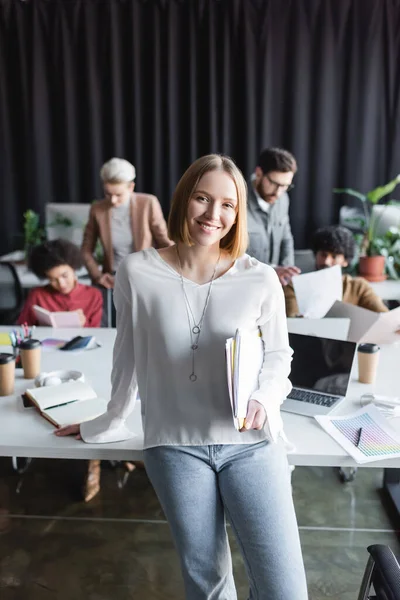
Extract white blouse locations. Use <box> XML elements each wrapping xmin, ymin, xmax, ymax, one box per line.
<box><xmin>81</xmin><ymin>248</ymin><xmax>293</xmax><ymax>448</ymax></box>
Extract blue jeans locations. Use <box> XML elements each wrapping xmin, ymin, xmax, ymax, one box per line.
<box><xmin>144</xmin><ymin>441</ymin><xmax>308</xmax><ymax>600</ymax></box>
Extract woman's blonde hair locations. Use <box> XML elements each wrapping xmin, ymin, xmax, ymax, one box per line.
<box><xmin>168</xmin><ymin>154</ymin><xmax>248</xmax><ymax>260</ymax></box>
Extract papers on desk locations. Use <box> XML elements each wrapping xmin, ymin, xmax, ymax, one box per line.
<box><xmin>25</xmin><ymin>380</ymin><xmax>107</xmax><ymax>428</ymax></box>
<box><xmin>315</xmin><ymin>404</ymin><xmax>400</xmax><ymax>464</ymax></box>
<box><xmin>0</xmin><ymin>332</ymin><xmax>11</xmax><ymax>345</ymax></box>
<box><xmin>292</xmin><ymin>265</ymin><xmax>342</xmax><ymax>318</ymax></box>
<box><xmin>41</xmin><ymin>336</ymin><xmax>100</xmax><ymax>353</ymax></box>
<box><xmin>225</xmin><ymin>328</ymin><xmax>264</xmax><ymax>430</ymax></box>
<box><xmin>325</xmin><ymin>301</ymin><xmax>400</xmax><ymax>344</ymax></box>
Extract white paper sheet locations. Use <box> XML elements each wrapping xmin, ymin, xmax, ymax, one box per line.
<box><xmin>292</xmin><ymin>265</ymin><xmax>343</xmax><ymax>318</ymax></box>
<box><xmin>326</xmin><ymin>301</ymin><xmax>400</xmax><ymax>344</ymax></box>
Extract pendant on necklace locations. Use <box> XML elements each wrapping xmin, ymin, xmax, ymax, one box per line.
<box><xmin>189</xmin><ymin>373</ymin><xmax>197</xmax><ymax>382</ymax></box>
<box><xmin>191</xmin><ymin>344</ymin><xmax>198</xmax><ymax>350</ymax></box>
<box><xmin>192</xmin><ymin>325</ymin><xmax>200</xmax><ymax>334</ymax></box>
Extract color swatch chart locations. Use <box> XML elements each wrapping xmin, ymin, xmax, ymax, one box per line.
<box><xmin>331</xmin><ymin>412</ymin><xmax>400</xmax><ymax>458</ymax></box>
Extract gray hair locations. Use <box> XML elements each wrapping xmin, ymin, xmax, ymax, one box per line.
<box><xmin>100</xmin><ymin>157</ymin><xmax>136</xmax><ymax>183</ymax></box>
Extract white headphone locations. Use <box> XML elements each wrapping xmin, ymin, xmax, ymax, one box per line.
<box><xmin>35</xmin><ymin>370</ymin><xmax>85</xmax><ymax>387</ymax></box>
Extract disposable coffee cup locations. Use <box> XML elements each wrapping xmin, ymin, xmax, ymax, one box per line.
<box><xmin>357</xmin><ymin>343</ymin><xmax>380</xmax><ymax>384</ymax></box>
<box><xmin>0</xmin><ymin>353</ymin><xmax>16</xmax><ymax>396</ymax></box>
<box><xmin>20</xmin><ymin>339</ymin><xmax>42</xmax><ymax>379</ymax></box>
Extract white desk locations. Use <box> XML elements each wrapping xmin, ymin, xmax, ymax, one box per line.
<box><xmin>1</xmin><ymin>326</ymin><xmax>400</xmax><ymax>469</ymax></box>
<box><xmin>0</xmin><ymin>250</ymin><xmax>90</xmax><ymax>288</ymax></box>
<box><xmin>370</xmin><ymin>279</ymin><xmax>400</xmax><ymax>301</ymax></box>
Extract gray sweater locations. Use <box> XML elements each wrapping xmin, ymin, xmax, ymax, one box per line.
<box><xmin>246</xmin><ymin>185</ymin><xmax>295</xmax><ymax>266</ymax></box>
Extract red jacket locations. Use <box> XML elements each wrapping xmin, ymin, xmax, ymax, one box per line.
<box><xmin>17</xmin><ymin>283</ymin><xmax>103</xmax><ymax>327</ymax></box>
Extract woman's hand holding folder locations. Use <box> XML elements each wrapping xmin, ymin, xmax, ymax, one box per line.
<box><xmin>239</xmin><ymin>399</ymin><xmax>266</xmax><ymax>432</ymax></box>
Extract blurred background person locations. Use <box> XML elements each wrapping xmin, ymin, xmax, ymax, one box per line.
<box><xmin>247</xmin><ymin>147</ymin><xmax>300</xmax><ymax>286</ymax></box>
<box><xmin>81</xmin><ymin>157</ymin><xmax>171</xmax><ymax>291</ymax></box>
<box><xmin>18</xmin><ymin>239</ymin><xmax>102</xmax><ymax>327</ymax></box>
<box><xmin>284</xmin><ymin>225</ymin><xmax>388</xmax><ymax>316</ymax></box>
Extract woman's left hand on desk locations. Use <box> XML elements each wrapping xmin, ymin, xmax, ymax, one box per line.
<box><xmin>55</xmin><ymin>424</ymin><xmax>82</xmax><ymax>440</ymax></box>
<box><xmin>240</xmin><ymin>400</ymin><xmax>266</xmax><ymax>432</ymax></box>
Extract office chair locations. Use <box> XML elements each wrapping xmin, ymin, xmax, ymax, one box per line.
<box><xmin>0</xmin><ymin>262</ymin><xmax>24</xmax><ymax>325</ymax></box>
<box><xmin>294</xmin><ymin>249</ymin><xmax>315</xmax><ymax>273</ymax></box>
<box><xmin>357</xmin><ymin>544</ymin><xmax>400</xmax><ymax>600</ymax></box>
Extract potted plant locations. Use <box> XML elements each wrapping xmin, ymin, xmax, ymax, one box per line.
<box><xmin>334</xmin><ymin>175</ymin><xmax>400</xmax><ymax>281</ymax></box>
<box><xmin>23</xmin><ymin>210</ymin><xmax>44</xmax><ymax>259</ymax></box>
<box><xmin>374</xmin><ymin>227</ymin><xmax>400</xmax><ymax>280</ymax></box>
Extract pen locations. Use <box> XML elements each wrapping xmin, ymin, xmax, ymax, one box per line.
<box><xmin>45</xmin><ymin>400</ymin><xmax>79</xmax><ymax>411</ymax></box>
<box><xmin>355</xmin><ymin>427</ymin><xmax>363</xmax><ymax>447</ymax></box>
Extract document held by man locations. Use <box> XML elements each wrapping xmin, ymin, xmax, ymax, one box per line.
<box><xmin>225</xmin><ymin>328</ymin><xmax>264</xmax><ymax>430</ymax></box>
<box><xmin>325</xmin><ymin>301</ymin><xmax>400</xmax><ymax>344</ymax></box>
<box><xmin>292</xmin><ymin>265</ymin><xmax>343</xmax><ymax>318</ymax></box>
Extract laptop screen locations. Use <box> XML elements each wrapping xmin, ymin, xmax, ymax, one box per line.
<box><xmin>288</xmin><ymin>333</ymin><xmax>357</xmax><ymax>397</ymax></box>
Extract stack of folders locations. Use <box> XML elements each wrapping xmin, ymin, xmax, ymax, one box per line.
<box><xmin>225</xmin><ymin>328</ymin><xmax>264</xmax><ymax>430</ymax></box>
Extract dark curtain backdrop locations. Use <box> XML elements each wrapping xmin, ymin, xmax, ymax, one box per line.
<box><xmin>1</xmin><ymin>0</ymin><xmax>400</xmax><ymax>254</ymax></box>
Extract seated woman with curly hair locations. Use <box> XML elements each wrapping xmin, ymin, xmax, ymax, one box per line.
<box><xmin>17</xmin><ymin>239</ymin><xmax>104</xmax><ymax>501</ymax></box>
<box><xmin>17</xmin><ymin>239</ymin><xmax>103</xmax><ymax>327</ymax></box>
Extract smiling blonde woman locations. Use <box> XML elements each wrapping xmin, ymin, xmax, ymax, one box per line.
<box><xmin>58</xmin><ymin>155</ymin><xmax>308</xmax><ymax>599</ymax></box>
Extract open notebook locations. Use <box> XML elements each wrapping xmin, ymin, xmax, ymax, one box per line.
<box><xmin>33</xmin><ymin>305</ymin><xmax>81</xmax><ymax>328</ymax></box>
<box><xmin>225</xmin><ymin>328</ymin><xmax>264</xmax><ymax>430</ymax></box>
<box><xmin>24</xmin><ymin>380</ymin><xmax>107</xmax><ymax>428</ymax></box>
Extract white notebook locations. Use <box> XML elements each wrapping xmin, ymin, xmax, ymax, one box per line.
<box><xmin>33</xmin><ymin>305</ymin><xmax>81</xmax><ymax>328</ymax></box>
<box><xmin>25</xmin><ymin>380</ymin><xmax>107</xmax><ymax>428</ymax></box>
<box><xmin>225</xmin><ymin>328</ymin><xmax>264</xmax><ymax>430</ymax></box>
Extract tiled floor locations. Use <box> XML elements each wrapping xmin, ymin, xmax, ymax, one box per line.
<box><xmin>0</xmin><ymin>457</ymin><xmax>399</xmax><ymax>599</ymax></box>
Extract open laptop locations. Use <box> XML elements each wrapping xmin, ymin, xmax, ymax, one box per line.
<box><xmin>281</xmin><ymin>333</ymin><xmax>357</xmax><ymax>417</ymax></box>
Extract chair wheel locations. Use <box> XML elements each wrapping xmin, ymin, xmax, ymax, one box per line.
<box><xmin>338</xmin><ymin>466</ymin><xmax>358</xmax><ymax>483</ymax></box>
<box><xmin>11</xmin><ymin>457</ymin><xmax>33</xmax><ymax>474</ymax></box>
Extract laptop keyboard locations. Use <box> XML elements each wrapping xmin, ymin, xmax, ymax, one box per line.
<box><xmin>287</xmin><ymin>388</ymin><xmax>339</xmax><ymax>408</ymax></box>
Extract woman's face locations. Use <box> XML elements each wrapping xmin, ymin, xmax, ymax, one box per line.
<box><xmin>103</xmin><ymin>181</ymin><xmax>134</xmax><ymax>207</ymax></box>
<box><xmin>46</xmin><ymin>264</ymin><xmax>77</xmax><ymax>295</ymax></box>
<box><xmin>186</xmin><ymin>170</ymin><xmax>238</xmax><ymax>247</ymax></box>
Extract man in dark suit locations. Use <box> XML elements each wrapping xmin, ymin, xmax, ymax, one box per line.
<box><xmin>247</xmin><ymin>147</ymin><xmax>300</xmax><ymax>285</ymax></box>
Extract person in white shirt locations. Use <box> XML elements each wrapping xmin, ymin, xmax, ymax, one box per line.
<box><xmin>56</xmin><ymin>155</ymin><xmax>308</xmax><ymax>599</ymax></box>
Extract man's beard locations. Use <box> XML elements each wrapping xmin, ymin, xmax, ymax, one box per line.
<box><xmin>255</xmin><ymin>181</ymin><xmax>277</xmax><ymax>204</ymax></box>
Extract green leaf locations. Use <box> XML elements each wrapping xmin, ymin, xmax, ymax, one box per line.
<box><xmin>366</xmin><ymin>174</ymin><xmax>400</xmax><ymax>204</ymax></box>
<box><xmin>333</xmin><ymin>188</ymin><xmax>367</xmax><ymax>202</ymax></box>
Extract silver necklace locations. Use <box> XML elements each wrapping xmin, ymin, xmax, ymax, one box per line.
<box><xmin>176</xmin><ymin>246</ymin><xmax>221</xmax><ymax>382</ymax></box>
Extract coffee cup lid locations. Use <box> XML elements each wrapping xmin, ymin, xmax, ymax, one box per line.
<box><xmin>19</xmin><ymin>339</ymin><xmax>41</xmax><ymax>350</ymax></box>
<box><xmin>0</xmin><ymin>353</ymin><xmax>15</xmax><ymax>365</ymax></box>
<box><xmin>358</xmin><ymin>343</ymin><xmax>380</xmax><ymax>354</ymax></box>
